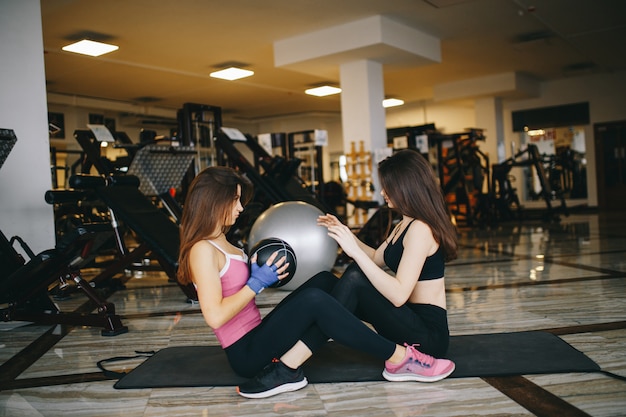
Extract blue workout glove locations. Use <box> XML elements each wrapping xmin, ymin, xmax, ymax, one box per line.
<box><xmin>246</xmin><ymin>262</ymin><xmax>278</xmax><ymax>294</ymax></box>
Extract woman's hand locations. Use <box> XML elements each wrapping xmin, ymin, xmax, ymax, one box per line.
<box><xmin>247</xmin><ymin>251</ymin><xmax>289</xmax><ymax>294</ymax></box>
<box><xmin>318</xmin><ymin>214</ymin><xmax>360</xmax><ymax>258</ymax></box>
<box><xmin>317</xmin><ymin>213</ymin><xmax>342</xmax><ymax>229</ymax></box>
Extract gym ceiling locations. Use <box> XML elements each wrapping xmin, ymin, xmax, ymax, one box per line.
<box><xmin>41</xmin><ymin>0</ymin><xmax>626</xmax><ymax>121</ymax></box>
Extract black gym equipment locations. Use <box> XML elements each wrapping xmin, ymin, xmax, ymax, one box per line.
<box><xmin>175</xmin><ymin>103</ymin><xmax>336</xmax><ymax>234</ymax></box>
<box><xmin>125</xmin><ymin>144</ymin><xmax>196</xmax><ymax>223</ymax></box>
<box><xmin>0</xmin><ymin>225</ymin><xmax>128</xmax><ymax>336</ymax></box>
<box><xmin>73</xmin><ymin>129</ymin><xmax>133</xmax><ymax>176</ymax></box>
<box><xmin>68</xmin><ymin>173</ymin><xmax>198</xmax><ymax>303</ymax></box>
<box><xmin>386</xmin><ymin>125</ymin><xmax>493</xmax><ymax>227</ymax></box>
<box><xmin>54</xmin><ymin>130</ymin><xmax>196</xmax><ymax>300</ymax></box>
<box><xmin>492</xmin><ymin>143</ymin><xmax>568</xmax><ymax>222</ymax></box>
<box><xmin>176</xmin><ymin>102</ymin><xmax>222</xmax><ymax>191</ymax></box>
<box><xmin>74</xmin><ymin>130</ymin><xmax>197</xmax><ymax>222</ymax></box>
<box><xmin>392</xmin><ymin>125</ymin><xmax>570</xmax><ymax>226</ymax></box>
<box><xmin>386</xmin><ymin>123</ymin><xmax>437</xmax><ymax>154</ymax></box>
<box><xmin>0</xmin><ymin>128</ymin><xmax>128</xmax><ymax>336</ymax></box>
<box><xmin>434</xmin><ymin>128</ymin><xmax>493</xmax><ymax>227</ymax></box>
<box><xmin>215</xmin><ymin>127</ymin><xmax>333</xmax><ymax>213</ymax></box>
<box><xmin>286</xmin><ymin>130</ymin><xmax>326</xmax><ymax>203</ymax></box>
<box><xmin>0</xmin><ymin>127</ymin><xmax>17</xmax><ymax>170</ymax></box>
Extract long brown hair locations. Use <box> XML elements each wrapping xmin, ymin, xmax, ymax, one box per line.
<box><xmin>177</xmin><ymin>166</ymin><xmax>253</xmax><ymax>285</ymax></box>
<box><xmin>378</xmin><ymin>149</ymin><xmax>458</xmax><ymax>261</ymax></box>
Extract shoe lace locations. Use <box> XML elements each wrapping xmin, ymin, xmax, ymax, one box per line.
<box><xmin>405</xmin><ymin>343</ymin><xmax>435</xmax><ymax>367</ymax></box>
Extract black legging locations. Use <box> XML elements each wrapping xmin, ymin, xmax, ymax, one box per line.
<box><xmin>224</xmin><ymin>271</ymin><xmax>396</xmax><ymax>378</ymax></box>
<box><xmin>328</xmin><ymin>263</ymin><xmax>450</xmax><ymax>357</ymax></box>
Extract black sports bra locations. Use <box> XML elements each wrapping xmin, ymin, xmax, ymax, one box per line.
<box><xmin>383</xmin><ymin>221</ymin><xmax>445</xmax><ymax>280</ymax></box>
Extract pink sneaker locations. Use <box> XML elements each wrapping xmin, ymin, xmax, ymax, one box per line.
<box><xmin>383</xmin><ymin>344</ymin><xmax>455</xmax><ymax>382</ymax></box>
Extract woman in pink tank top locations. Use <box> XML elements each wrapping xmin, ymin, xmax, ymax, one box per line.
<box><xmin>177</xmin><ymin>165</ymin><xmax>455</xmax><ymax>400</ymax></box>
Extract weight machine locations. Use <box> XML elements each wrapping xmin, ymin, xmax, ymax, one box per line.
<box><xmin>434</xmin><ymin>129</ymin><xmax>492</xmax><ymax>227</ymax></box>
<box><xmin>1</xmin><ymin>128</ymin><xmax>128</xmax><ymax>336</ymax></box>
<box><xmin>492</xmin><ymin>143</ymin><xmax>568</xmax><ymax>222</ymax></box>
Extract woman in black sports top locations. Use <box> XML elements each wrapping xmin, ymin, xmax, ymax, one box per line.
<box><xmin>318</xmin><ymin>149</ymin><xmax>458</xmax><ymax>357</ymax></box>
<box><xmin>179</xmin><ymin>164</ymin><xmax>456</xmax><ymax>400</ymax></box>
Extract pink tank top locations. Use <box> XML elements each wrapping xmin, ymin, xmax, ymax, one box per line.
<box><xmin>205</xmin><ymin>240</ymin><xmax>261</xmax><ymax>348</ymax></box>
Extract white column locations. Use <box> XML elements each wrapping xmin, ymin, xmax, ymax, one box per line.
<box><xmin>0</xmin><ymin>0</ymin><xmax>55</xmax><ymax>254</ymax></box>
<box><xmin>273</xmin><ymin>15</ymin><xmax>441</xmax><ymax>207</ymax></box>
<box><xmin>340</xmin><ymin>59</ymin><xmax>386</xmax><ymax>202</ymax></box>
<box><xmin>475</xmin><ymin>97</ymin><xmax>505</xmax><ymax>164</ymax></box>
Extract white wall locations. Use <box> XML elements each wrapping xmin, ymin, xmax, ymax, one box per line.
<box><xmin>385</xmin><ymin>100</ymin><xmax>475</xmax><ymax>134</ymax></box>
<box><xmin>0</xmin><ymin>0</ymin><xmax>55</xmax><ymax>254</ymax></box>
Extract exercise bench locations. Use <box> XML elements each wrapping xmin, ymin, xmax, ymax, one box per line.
<box><xmin>0</xmin><ymin>225</ymin><xmax>128</xmax><ymax>336</ymax></box>
<box><xmin>68</xmin><ymin>174</ymin><xmax>198</xmax><ymax>303</ymax></box>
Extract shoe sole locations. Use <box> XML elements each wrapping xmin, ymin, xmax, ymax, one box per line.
<box><xmin>382</xmin><ymin>363</ymin><xmax>455</xmax><ymax>383</ymax></box>
<box><xmin>237</xmin><ymin>378</ymin><xmax>308</xmax><ymax>399</ymax></box>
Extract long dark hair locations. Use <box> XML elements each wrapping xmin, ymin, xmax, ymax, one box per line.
<box><xmin>378</xmin><ymin>149</ymin><xmax>458</xmax><ymax>261</ymax></box>
<box><xmin>177</xmin><ymin>166</ymin><xmax>252</xmax><ymax>285</ymax></box>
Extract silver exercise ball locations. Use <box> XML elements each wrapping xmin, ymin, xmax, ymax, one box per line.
<box><xmin>248</xmin><ymin>201</ymin><xmax>338</xmax><ymax>291</ymax></box>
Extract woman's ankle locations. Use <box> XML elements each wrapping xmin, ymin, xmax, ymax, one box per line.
<box><xmin>387</xmin><ymin>345</ymin><xmax>407</xmax><ymax>365</ymax></box>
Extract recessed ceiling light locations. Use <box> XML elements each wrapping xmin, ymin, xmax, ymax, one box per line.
<box><xmin>305</xmin><ymin>86</ymin><xmax>342</xmax><ymax>97</ymax></box>
<box><xmin>61</xmin><ymin>39</ymin><xmax>119</xmax><ymax>57</ymax></box>
<box><xmin>210</xmin><ymin>67</ymin><xmax>254</xmax><ymax>81</ymax></box>
<box><xmin>383</xmin><ymin>98</ymin><xmax>404</xmax><ymax>108</ymax></box>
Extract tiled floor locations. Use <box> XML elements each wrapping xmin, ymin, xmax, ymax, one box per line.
<box><xmin>1</xmin><ymin>211</ymin><xmax>625</xmax><ymax>416</ymax></box>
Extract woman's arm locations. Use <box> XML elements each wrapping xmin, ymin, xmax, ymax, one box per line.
<box><xmin>191</xmin><ymin>241</ymin><xmax>256</xmax><ymax>329</ymax></box>
<box><xmin>327</xmin><ymin>220</ymin><xmax>435</xmax><ymax>307</ymax></box>
<box><xmin>318</xmin><ymin>214</ymin><xmax>386</xmax><ymax>267</ymax></box>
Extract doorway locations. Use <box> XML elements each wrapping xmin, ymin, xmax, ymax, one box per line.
<box><xmin>594</xmin><ymin>120</ymin><xmax>626</xmax><ymax>210</ymax></box>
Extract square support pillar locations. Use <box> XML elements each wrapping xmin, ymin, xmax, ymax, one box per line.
<box><xmin>340</xmin><ymin>59</ymin><xmax>386</xmax><ymax>202</ymax></box>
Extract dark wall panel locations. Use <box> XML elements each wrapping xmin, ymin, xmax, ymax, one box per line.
<box><xmin>512</xmin><ymin>102</ymin><xmax>590</xmax><ymax>131</ymax></box>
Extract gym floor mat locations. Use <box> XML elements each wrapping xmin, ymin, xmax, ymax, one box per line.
<box><xmin>112</xmin><ymin>331</ymin><xmax>600</xmax><ymax>389</ymax></box>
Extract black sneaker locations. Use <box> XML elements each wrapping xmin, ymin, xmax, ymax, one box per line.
<box><xmin>237</xmin><ymin>360</ymin><xmax>308</xmax><ymax>399</ymax></box>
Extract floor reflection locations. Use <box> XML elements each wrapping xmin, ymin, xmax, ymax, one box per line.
<box><xmin>1</xmin><ymin>212</ymin><xmax>625</xmax><ymax>416</ymax></box>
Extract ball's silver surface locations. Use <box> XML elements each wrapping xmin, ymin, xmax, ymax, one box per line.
<box><xmin>249</xmin><ymin>201</ymin><xmax>338</xmax><ymax>290</ymax></box>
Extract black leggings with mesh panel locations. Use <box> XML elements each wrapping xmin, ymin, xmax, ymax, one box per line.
<box><xmin>224</xmin><ymin>271</ymin><xmax>396</xmax><ymax>378</ymax></box>
<box><xmin>327</xmin><ymin>262</ymin><xmax>450</xmax><ymax>357</ymax></box>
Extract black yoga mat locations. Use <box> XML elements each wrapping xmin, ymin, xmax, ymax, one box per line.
<box><xmin>113</xmin><ymin>331</ymin><xmax>600</xmax><ymax>389</ymax></box>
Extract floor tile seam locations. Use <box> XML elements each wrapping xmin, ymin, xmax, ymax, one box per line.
<box><xmin>117</xmin><ymin>302</ymin><xmax>276</xmax><ymax>320</ymax></box>
<box><xmin>0</xmin><ymin>325</ymin><xmax>70</xmax><ymax>390</ymax></box>
<box><xmin>449</xmin><ymin>322</ymin><xmax>626</xmax><ymax>338</ymax></box>
<box><xmin>450</xmin><ymin>253</ymin><xmax>625</xmax><ymax>276</ymax></box>
<box><xmin>0</xmin><ymin>371</ymin><xmax>107</xmax><ymax>391</ymax></box>
<box><xmin>448</xmin><ymin>258</ymin><xmax>517</xmax><ymax>267</ymax></box>
<box><xmin>544</xmin><ymin>249</ymin><xmax>626</xmax><ymax>258</ymax></box>
<box><xmin>541</xmin><ymin>259</ymin><xmax>625</xmax><ymax>276</ymax></box>
<box><xmin>458</xmin><ymin>236</ymin><xmax>626</xmax><ymax>253</ymax></box>
<box><xmin>544</xmin><ymin>249</ymin><xmax>626</xmax><ymax>260</ymax></box>
<box><xmin>119</xmin><ymin>308</ymin><xmax>201</xmax><ymax>320</ymax></box>
<box><xmin>541</xmin><ymin>320</ymin><xmax>626</xmax><ymax>336</ymax></box>
<box><xmin>0</xmin><ymin>286</ymin><xmax>124</xmax><ymax>389</ymax></box>
<box><xmin>481</xmin><ymin>375</ymin><xmax>593</xmax><ymax>417</ymax></box>
<box><xmin>452</xmin><ymin>249</ymin><xmax>626</xmax><ymax>261</ymax></box>
<box><xmin>446</xmin><ymin>273</ymin><xmax>624</xmax><ymax>293</ymax></box>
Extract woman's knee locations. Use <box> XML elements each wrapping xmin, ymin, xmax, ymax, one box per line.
<box><xmin>340</xmin><ymin>263</ymin><xmax>368</xmax><ymax>284</ymax></box>
<box><xmin>335</xmin><ymin>263</ymin><xmax>371</xmax><ymax>295</ymax></box>
<box><xmin>305</xmin><ymin>271</ymin><xmax>338</xmax><ymax>292</ymax></box>
<box><xmin>298</xmin><ymin>287</ymin><xmax>331</xmax><ymax>303</ymax></box>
